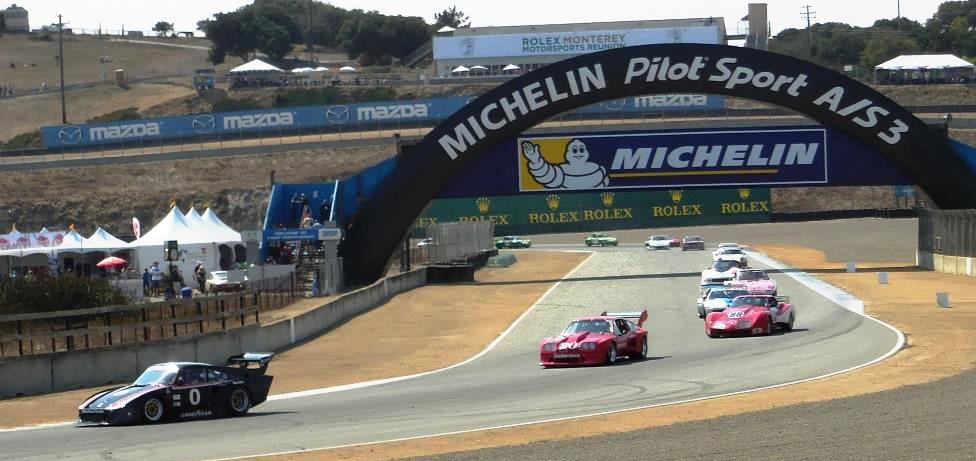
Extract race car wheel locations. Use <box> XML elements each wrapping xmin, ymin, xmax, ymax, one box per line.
<box><xmin>782</xmin><ymin>313</ymin><xmax>795</xmax><ymax>332</ymax></box>
<box><xmin>586</xmin><ymin>242</ymin><xmax>592</xmax><ymax>247</ymax></box>
<box><xmin>229</xmin><ymin>387</ymin><xmax>251</xmax><ymax>416</ymax></box>
<box><xmin>766</xmin><ymin>315</ymin><xmax>775</xmax><ymax>335</ymax></box>
<box><xmin>630</xmin><ymin>337</ymin><xmax>648</xmax><ymax>360</ymax></box>
<box><xmin>143</xmin><ymin>397</ymin><xmax>164</xmax><ymax>423</ymax></box>
<box><xmin>606</xmin><ymin>343</ymin><xmax>617</xmax><ymax>365</ymax></box>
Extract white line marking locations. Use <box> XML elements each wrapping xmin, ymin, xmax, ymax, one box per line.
<box><xmin>199</xmin><ymin>252</ymin><xmax>905</xmax><ymax>461</ymax></box>
<box><xmin>0</xmin><ymin>421</ymin><xmax>75</xmax><ymax>433</ymax></box>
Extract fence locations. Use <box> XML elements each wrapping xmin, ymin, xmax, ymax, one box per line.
<box><xmin>0</xmin><ymin>273</ymin><xmax>297</xmax><ymax>357</ymax></box>
<box><xmin>424</xmin><ymin>221</ymin><xmax>496</xmax><ymax>264</ymax></box>
<box><xmin>918</xmin><ymin>208</ymin><xmax>976</xmax><ymax>257</ymax></box>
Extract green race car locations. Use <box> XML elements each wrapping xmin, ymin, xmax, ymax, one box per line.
<box><xmin>585</xmin><ymin>232</ymin><xmax>618</xmax><ymax>247</ymax></box>
<box><xmin>495</xmin><ymin>235</ymin><xmax>532</xmax><ymax>248</ymax></box>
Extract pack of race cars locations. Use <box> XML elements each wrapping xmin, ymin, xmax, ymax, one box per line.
<box><xmin>539</xmin><ymin>241</ymin><xmax>797</xmax><ymax>367</ymax></box>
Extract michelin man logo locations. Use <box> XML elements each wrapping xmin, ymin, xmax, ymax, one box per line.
<box><xmin>521</xmin><ymin>139</ymin><xmax>609</xmax><ymax>190</ymax></box>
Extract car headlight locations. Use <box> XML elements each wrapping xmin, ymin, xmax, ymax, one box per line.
<box><xmin>581</xmin><ymin>342</ymin><xmax>597</xmax><ymax>350</ymax></box>
<box><xmin>542</xmin><ymin>343</ymin><xmax>556</xmax><ymax>352</ymax></box>
<box><xmin>712</xmin><ymin>321</ymin><xmax>726</xmax><ymax>329</ymax></box>
<box><xmin>736</xmin><ymin>320</ymin><xmax>752</xmax><ymax>329</ymax></box>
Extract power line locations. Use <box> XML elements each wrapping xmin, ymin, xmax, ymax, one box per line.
<box><xmin>801</xmin><ymin>5</ymin><xmax>816</xmax><ymax>58</ymax></box>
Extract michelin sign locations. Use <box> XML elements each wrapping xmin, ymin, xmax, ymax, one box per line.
<box><xmin>517</xmin><ymin>129</ymin><xmax>828</xmax><ymax>191</ymax></box>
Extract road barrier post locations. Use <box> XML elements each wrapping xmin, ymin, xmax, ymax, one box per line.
<box><xmin>878</xmin><ymin>272</ymin><xmax>888</xmax><ymax>284</ymax></box>
<box><xmin>937</xmin><ymin>292</ymin><xmax>951</xmax><ymax>308</ymax></box>
<box><xmin>846</xmin><ymin>261</ymin><xmax>857</xmax><ymax>273</ymax></box>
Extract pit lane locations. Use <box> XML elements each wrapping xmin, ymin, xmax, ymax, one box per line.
<box><xmin>0</xmin><ymin>220</ymin><xmax>903</xmax><ymax>461</ymax></box>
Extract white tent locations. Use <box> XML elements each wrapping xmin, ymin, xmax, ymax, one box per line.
<box><xmin>503</xmin><ymin>64</ymin><xmax>521</xmax><ymax>71</ymax></box>
<box><xmin>129</xmin><ymin>207</ymin><xmax>243</xmax><ymax>276</ymax></box>
<box><xmin>436</xmin><ymin>25</ymin><xmax>456</xmax><ymax>33</ymax></box>
<box><xmin>229</xmin><ymin>59</ymin><xmax>284</xmax><ymax>73</ymax></box>
<box><xmin>202</xmin><ymin>208</ymin><xmax>242</xmax><ymax>242</ymax></box>
<box><xmin>451</xmin><ymin>65</ymin><xmax>471</xmax><ymax>73</ymax></box>
<box><xmin>470</xmin><ymin>65</ymin><xmax>488</xmax><ymax>71</ymax></box>
<box><xmin>339</xmin><ymin>65</ymin><xmax>358</xmax><ymax>72</ymax></box>
<box><xmin>314</xmin><ymin>66</ymin><xmax>330</xmax><ymax>72</ymax></box>
<box><xmin>875</xmin><ymin>54</ymin><xmax>974</xmax><ymax>70</ymax></box>
<box><xmin>88</xmin><ymin>227</ymin><xmax>129</xmax><ymax>250</ymax></box>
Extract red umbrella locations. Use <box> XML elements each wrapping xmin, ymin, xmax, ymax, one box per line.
<box><xmin>96</xmin><ymin>256</ymin><xmax>127</xmax><ymax>268</ymax></box>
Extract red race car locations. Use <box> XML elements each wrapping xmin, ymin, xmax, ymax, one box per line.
<box><xmin>539</xmin><ymin>311</ymin><xmax>648</xmax><ymax>367</ymax></box>
<box><xmin>704</xmin><ymin>295</ymin><xmax>795</xmax><ymax>338</ymax></box>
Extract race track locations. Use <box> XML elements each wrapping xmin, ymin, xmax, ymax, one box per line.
<box><xmin>0</xmin><ymin>237</ymin><xmax>900</xmax><ymax>461</ymax></box>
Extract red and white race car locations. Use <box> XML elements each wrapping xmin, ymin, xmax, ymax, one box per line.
<box><xmin>704</xmin><ymin>295</ymin><xmax>795</xmax><ymax>338</ymax></box>
<box><xmin>726</xmin><ymin>269</ymin><xmax>777</xmax><ymax>295</ymax></box>
<box><xmin>539</xmin><ymin>311</ymin><xmax>648</xmax><ymax>367</ymax></box>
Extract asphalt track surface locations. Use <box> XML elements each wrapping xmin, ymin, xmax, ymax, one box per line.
<box><xmin>0</xmin><ymin>220</ymin><xmax>904</xmax><ymax>461</ymax></box>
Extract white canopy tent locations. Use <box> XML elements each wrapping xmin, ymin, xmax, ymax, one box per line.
<box><xmin>229</xmin><ymin>59</ymin><xmax>284</xmax><ymax>73</ymax></box>
<box><xmin>875</xmin><ymin>54</ymin><xmax>974</xmax><ymax>70</ymax></box>
<box><xmin>874</xmin><ymin>54</ymin><xmax>975</xmax><ymax>84</ymax></box>
<box><xmin>128</xmin><ymin>207</ymin><xmax>244</xmax><ymax>277</ymax></box>
<box><xmin>451</xmin><ymin>65</ymin><xmax>470</xmax><ymax>73</ymax></box>
<box><xmin>339</xmin><ymin>65</ymin><xmax>358</xmax><ymax>72</ymax></box>
<box><xmin>502</xmin><ymin>64</ymin><xmax>521</xmax><ymax>71</ymax></box>
<box><xmin>88</xmin><ymin>227</ymin><xmax>129</xmax><ymax>250</ymax></box>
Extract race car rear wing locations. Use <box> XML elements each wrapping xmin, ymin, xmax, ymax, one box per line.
<box><xmin>600</xmin><ymin>310</ymin><xmax>648</xmax><ymax>327</ymax></box>
<box><xmin>776</xmin><ymin>296</ymin><xmax>791</xmax><ymax>304</ymax></box>
<box><xmin>228</xmin><ymin>352</ymin><xmax>275</xmax><ymax>373</ymax></box>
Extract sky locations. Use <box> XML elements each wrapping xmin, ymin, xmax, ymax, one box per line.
<box><xmin>7</xmin><ymin>0</ymin><xmax>948</xmax><ymax>36</ymax></box>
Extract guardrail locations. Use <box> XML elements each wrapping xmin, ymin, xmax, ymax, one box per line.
<box><xmin>0</xmin><ymin>273</ymin><xmax>298</xmax><ymax>358</ymax></box>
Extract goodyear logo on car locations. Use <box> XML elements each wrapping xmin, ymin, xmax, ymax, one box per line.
<box><xmin>517</xmin><ymin>129</ymin><xmax>828</xmax><ymax>191</ymax></box>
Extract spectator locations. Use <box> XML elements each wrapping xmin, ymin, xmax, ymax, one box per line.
<box><xmin>290</xmin><ymin>193</ymin><xmax>301</xmax><ymax>224</ymax></box>
<box><xmin>142</xmin><ymin>268</ymin><xmax>151</xmax><ymax>295</ymax></box>
<box><xmin>299</xmin><ymin>193</ymin><xmax>308</xmax><ymax>213</ymax></box>
<box><xmin>194</xmin><ymin>262</ymin><xmax>206</xmax><ymax>294</ymax></box>
<box><xmin>150</xmin><ymin>262</ymin><xmax>162</xmax><ymax>296</ymax></box>
<box><xmin>319</xmin><ymin>199</ymin><xmax>331</xmax><ymax>222</ymax></box>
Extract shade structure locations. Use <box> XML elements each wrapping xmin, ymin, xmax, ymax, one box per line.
<box><xmin>96</xmin><ymin>256</ymin><xmax>127</xmax><ymax>268</ymax></box>
<box><xmin>339</xmin><ymin>66</ymin><xmax>358</xmax><ymax>72</ymax></box>
<box><xmin>437</xmin><ymin>25</ymin><xmax>456</xmax><ymax>33</ymax></box>
<box><xmin>469</xmin><ymin>65</ymin><xmax>488</xmax><ymax>71</ymax></box>
<box><xmin>502</xmin><ymin>64</ymin><xmax>521</xmax><ymax>71</ymax></box>
<box><xmin>314</xmin><ymin>66</ymin><xmax>329</xmax><ymax>72</ymax></box>
<box><xmin>228</xmin><ymin>59</ymin><xmax>284</xmax><ymax>73</ymax></box>
<box><xmin>875</xmin><ymin>54</ymin><xmax>974</xmax><ymax>70</ymax></box>
<box><xmin>88</xmin><ymin>227</ymin><xmax>129</xmax><ymax>250</ymax></box>
<box><xmin>451</xmin><ymin>65</ymin><xmax>471</xmax><ymax>73</ymax></box>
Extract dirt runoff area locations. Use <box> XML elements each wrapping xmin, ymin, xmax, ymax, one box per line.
<box><xmin>233</xmin><ymin>245</ymin><xmax>976</xmax><ymax>461</ymax></box>
<box><xmin>0</xmin><ymin>251</ymin><xmax>588</xmax><ymax>429</ymax></box>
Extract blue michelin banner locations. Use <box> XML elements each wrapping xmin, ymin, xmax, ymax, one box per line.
<box><xmin>40</xmin><ymin>95</ymin><xmax>725</xmax><ymax>149</ymax></box>
<box><xmin>437</xmin><ymin>125</ymin><xmax>910</xmax><ymax>198</ymax></box>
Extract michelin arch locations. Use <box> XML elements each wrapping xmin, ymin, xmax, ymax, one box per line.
<box><xmin>341</xmin><ymin>43</ymin><xmax>976</xmax><ymax>285</ymax></box>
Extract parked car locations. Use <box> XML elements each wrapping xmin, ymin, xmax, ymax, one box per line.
<box><xmin>585</xmin><ymin>232</ymin><xmax>618</xmax><ymax>247</ymax></box>
<box><xmin>206</xmin><ymin>271</ymin><xmax>244</xmax><ymax>293</ymax></box>
<box><xmin>539</xmin><ymin>311</ymin><xmax>648</xmax><ymax>367</ymax></box>
<box><xmin>78</xmin><ymin>353</ymin><xmax>274</xmax><ymax>425</ymax></box>
<box><xmin>495</xmin><ymin>235</ymin><xmax>532</xmax><ymax>248</ymax></box>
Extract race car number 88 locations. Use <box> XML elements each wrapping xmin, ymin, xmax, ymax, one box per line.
<box><xmin>728</xmin><ymin>311</ymin><xmax>745</xmax><ymax>318</ymax></box>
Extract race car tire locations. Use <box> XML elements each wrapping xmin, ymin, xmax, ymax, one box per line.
<box><xmin>630</xmin><ymin>337</ymin><xmax>648</xmax><ymax>360</ymax></box>
<box><xmin>606</xmin><ymin>343</ymin><xmax>617</xmax><ymax>365</ymax></box>
<box><xmin>586</xmin><ymin>242</ymin><xmax>592</xmax><ymax>247</ymax></box>
<box><xmin>780</xmin><ymin>313</ymin><xmax>795</xmax><ymax>332</ymax></box>
<box><xmin>229</xmin><ymin>387</ymin><xmax>251</xmax><ymax>416</ymax></box>
<box><xmin>706</xmin><ymin>329</ymin><xmax>717</xmax><ymax>338</ymax></box>
<box><xmin>142</xmin><ymin>397</ymin><xmax>164</xmax><ymax>423</ymax></box>
<box><xmin>766</xmin><ymin>315</ymin><xmax>775</xmax><ymax>335</ymax></box>
<box><xmin>612</xmin><ymin>242</ymin><xmax>618</xmax><ymax>246</ymax></box>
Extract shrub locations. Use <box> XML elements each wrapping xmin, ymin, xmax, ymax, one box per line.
<box><xmin>0</xmin><ymin>276</ymin><xmax>130</xmax><ymax>315</ymax></box>
<box><xmin>87</xmin><ymin>107</ymin><xmax>141</xmax><ymax>124</ymax></box>
<box><xmin>212</xmin><ymin>97</ymin><xmax>263</xmax><ymax>112</ymax></box>
<box><xmin>349</xmin><ymin>86</ymin><xmax>397</xmax><ymax>102</ymax></box>
<box><xmin>2</xmin><ymin>130</ymin><xmax>42</xmax><ymax>149</ymax></box>
<box><xmin>273</xmin><ymin>87</ymin><xmax>345</xmax><ymax>107</ymax></box>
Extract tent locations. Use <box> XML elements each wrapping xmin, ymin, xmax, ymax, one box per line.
<box><xmin>87</xmin><ymin>227</ymin><xmax>129</xmax><ymax>250</ymax></box>
<box><xmin>229</xmin><ymin>59</ymin><xmax>284</xmax><ymax>73</ymax></box>
<box><xmin>314</xmin><ymin>66</ymin><xmax>330</xmax><ymax>72</ymax></box>
<box><xmin>202</xmin><ymin>208</ymin><xmax>242</xmax><ymax>242</ymax></box>
<box><xmin>128</xmin><ymin>207</ymin><xmax>244</xmax><ymax>276</ymax></box>
<box><xmin>451</xmin><ymin>65</ymin><xmax>471</xmax><ymax>73</ymax></box>
<box><xmin>436</xmin><ymin>25</ymin><xmax>456</xmax><ymax>33</ymax></box>
<box><xmin>339</xmin><ymin>65</ymin><xmax>358</xmax><ymax>72</ymax></box>
<box><xmin>874</xmin><ymin>54</ymin><xmax>975</xmax><ymax>84</ymax></box>
<box><xmin>503</xmin><ymin>64</ymin><xmax>521</xmax><ymax>71</ymax></box>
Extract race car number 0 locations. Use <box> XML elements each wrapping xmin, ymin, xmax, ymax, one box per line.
<box><xmin>189</xmin><ymin>388</ymin><xmax>201</xmax><ymax>406</ymax></box>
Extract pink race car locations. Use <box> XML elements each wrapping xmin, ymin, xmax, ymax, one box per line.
<box><xmin>727</xmin><ymin>269</ymin><xmax>777</xmax><ymax>295</ymax></box>
<box><xmin>705</xmin><ymin>295</ymin><xmax>795</xmax><ymax>338</ymax></box>
<box><xmin>540</xmin><ymin>311</ymin><xmax>648</xmax><ymax>367</ymax></box>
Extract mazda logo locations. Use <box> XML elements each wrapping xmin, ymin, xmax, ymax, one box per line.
<box><xmin>603</xmin><ymin>99</ymin><xmax>627</xmax><ymax>111</ymax></box>
<box><xmin>326</xmin><ymin>105</ymin><xmax>350</xmax><ymax>124</ymax></box>
<box><xmin>192</xmin><ymin>115</ymin><xmax>216</xmax><ymax>134</ymax></box>
<box><xmin>59</xmin><ymin>126</ymin><xmax>83</xmax><ymax>145</ymax></box>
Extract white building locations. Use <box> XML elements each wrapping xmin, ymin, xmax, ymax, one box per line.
<box><xmin>432</xmin><ymin>18</ymin><xmax>727</xmax><ymax>77</ymax></box>
<box><xmin>2</xmin><ymin>4</ymin><xmax>29</xmax><ymax>32</ymax></box>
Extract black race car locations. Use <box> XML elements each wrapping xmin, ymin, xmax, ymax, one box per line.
<box><xmin>78</xmin><ymin>353</ymin><xmax>274</xmax><ymax>425</ymax></box>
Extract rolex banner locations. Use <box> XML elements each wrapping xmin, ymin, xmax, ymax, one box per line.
<box><xmin>416</xmin><ymin>188</ymin><xmax>770</xmax><ymax>235</ymax></box>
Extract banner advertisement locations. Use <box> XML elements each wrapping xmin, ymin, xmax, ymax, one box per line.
<box><xmin>416</xmin><ymin>188</ymin><xmax>771</xmax><ymax>235</ymax></box>
<box><xmin>433</xmin><ymin>27</ymin><xmax>723</xmax><ymax>60</ymax></box>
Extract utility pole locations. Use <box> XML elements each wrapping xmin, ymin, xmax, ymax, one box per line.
<box><xmin>58</xmin><ymin>14</ymin><xmax>67</xmax><ymax>124</ymax></box>
<box><xmin>897</xmin><ymin>0</ymin><xmax>901</xmax><ymax>31</ymax></box>
<box><xmin>307</xmin><ymin>0</ymin><xmax>314</xmax><ymax>64</ymax></box>
<box><xmin>801</xmin><ymin>5</ymin><xmax>816</xmax><ymax>60</ymax></box>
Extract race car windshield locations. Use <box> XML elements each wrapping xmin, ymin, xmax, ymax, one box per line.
<box><xmin>709</xmin><ymin>289</ymin><xmax>749</xmax><ymax>300</ymax></box>
<box><xmin>133</xmin><ymin>366</ymin><xmax>178</xmax><ymax>386</ymax></box>
<box><xmin>720</xmin><ymin>249</ymin><xmax>745</xmax><ymax>255</ymax></box>
<box><xmin>651</xmin><ymin>236</ymin><xmax>667</xmax><ymax>240</ymax></box>
<box><xmin>713</xmin><ymin>261</ymin><xmax>738</xmax><ymax>272</ymax></box>
<box><xmin>684</xmin><ymin>236</ymin><xmax>702</xmax><ymax>242</ymax></box>
<box><xmin>562</xmin><ymin>320</ymin><xmax>612</xmax><ymax>335</ymax></box>
<box><xmin>737</xmin><ymin>271</ymin><xmax>767</xmax><ymax>280</ymax></box>
<box><xmin>730</xmin><ymin>296</ymin><xmax>771</xmax><ymax>307</ymax></box>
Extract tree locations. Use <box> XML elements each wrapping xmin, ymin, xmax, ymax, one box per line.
<box><xmin>434</xmin><ymin>5</ymin><xmax>469</xmax><ymax>29</ymax></box>
<box><xmin>861</xmin><ymin>32</ymin><xmax>920</xmax><ymax>68</ymax></box>
<box><xmin>152</xmin><ymin>21</ymin><xmax>174</xmax><ymax>37</ymax></box>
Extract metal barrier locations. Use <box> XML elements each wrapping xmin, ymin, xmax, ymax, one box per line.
<box><xmin>918</xmin><ymin>208</ymin><xmax>976</xmax><ymax>257</ymax></box>
<box><xmin>425</xmin><ymin>221</ymin><xmax>495</xmax><ymax>264</ymax></box>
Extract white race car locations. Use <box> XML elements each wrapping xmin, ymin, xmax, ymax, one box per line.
<box><xmin>713</xmin><ymin>247</ymin><xmax>748</xmax><ymax>267</ymax></box>
<box><xmin>712</xmin><ymin>242</ymin><xmax>741</xmax><ymax>257</ymax></box>
<box><xmin>700</xmin><ymin>260</ymin><xmax>742</xmax><ymax>287</ymax></box>
<box><xmin>697</xmin><ymin>286</ymin><xmax>751</xmax><ymax>319</ymax></box>
<box><xmin>644</xmin><ymin>235</ymin><xmax>671</xmax><ymax>250</ymax></box>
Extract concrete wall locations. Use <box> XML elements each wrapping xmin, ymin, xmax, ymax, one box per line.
<box><xmin>0</xmin><ymin>268</ymin><xmax>426</xmax><ymax>397</ymax></box>
<box><xmin>917</xmin><ymin>250</ymin><xmax>975</xmax><ymax>277</ymax></box>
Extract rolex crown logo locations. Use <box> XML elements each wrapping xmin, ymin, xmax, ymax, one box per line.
<box><xmin>545</xmin><ymin>194</ymin><xmax>561</xmax><ymax>210</ymax></box>
<box><xmin>668</xmin><ymin>190</ymin><xmax>684</xmax><ymax>203</ymax></box>
<box><xmin>475</xmin><ymin>197</ymin><xmax>491</xmax><ymax>214</ymax></box>
<box><xmin>600</xmin><ymin>191</ymin><xmax>615</xmax><ymax>207</ymax></box>
<box><xmin>738</xmin><ymin>188</ymin><xmax>751</xmax><ymax>200</ymax></box>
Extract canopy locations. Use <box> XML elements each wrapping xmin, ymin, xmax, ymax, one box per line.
<box><xmin>875</xmin><ymin>54</ymin><xmax>974</xmax><ymax>70</ymax></box>
<box><xmin>291</xmin><ymin>67</ymin><xmax>316</xmax><ymax>73</ymax></box>
<box><xmin>470</xmin><ymin>65</ymin><xmax>488</xmax><ymax>71</ymax></box>
<box><xmin>314</xmin><ymin>66</ymin><xmax>330</xmax><ymax>72</ymax></box>
<box><xmin>96</xmin><ymin>256</ymin><xmax>127</xmax><ymax>268</ymax></box>
<box><xmin>502</xmin><ymin>64</ymin><xmax>521</xmax><ymax>71</ymax></box>
<box><xmin>339</xmin><ymin>65</ymin><xmax>358</xmax><ymax>72</ymax></box>
<box><xmin>229</xmin><ymin>59</ymin><xmax>284</xmax><ymax>74</ymax></box>
<box><xmin>451</xmin><ymin>65</ymin><xmax>471</xmax><ymax>73</ymax></box>
<box><xmin>87</xmin><ymin>227</ymin><xmax>129</xmax><ymax>249</ymax></box>
<box><xmin>55</xmin><ymin>230</ymin><xmax>93</xmax><ymax>251</ymax></box>
<box><xmin>201</xmin><ymin>208</ymin><xmax>242</xmax><ymax>242</ymax></box>
<box><xmin>437</xmin><ymin>25</ymin><xmax>456</xmax><ymax>33</ymax></box>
